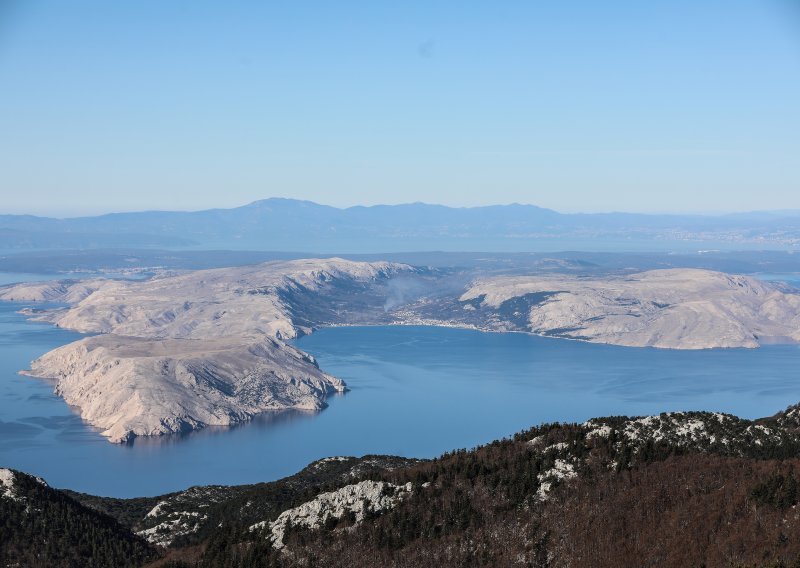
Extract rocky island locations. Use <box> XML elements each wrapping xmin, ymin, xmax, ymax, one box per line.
<box><xmin>2</xmin><ymin>262</ymin><xmax>800</xmax><ymax>443</ymax></box>
<box><xmin>0</xmin><ymin>258</ymin><xmax>412</xmax><ymax>442</ymax></box>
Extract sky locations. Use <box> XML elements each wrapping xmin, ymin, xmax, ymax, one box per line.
<box><xmin>0</xmin><ymin>0</ymin><xmax>799</xmax><ymax>217</ymax></box>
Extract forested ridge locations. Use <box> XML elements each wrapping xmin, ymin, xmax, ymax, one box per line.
<box><xmin>8</xmin><ymin>406</ymin><xmax>800</xmax><ymax>567</ymax></box>
<box><xmin>0</xmin><ymin>469</ymin><xmax>155</xmax><ymax>567</ymax></box>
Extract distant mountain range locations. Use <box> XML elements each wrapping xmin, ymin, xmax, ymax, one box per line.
<box><xmin>2</xmin><ymin>198</ymin><xmax>800</xmax><ymax>252</ymax></box>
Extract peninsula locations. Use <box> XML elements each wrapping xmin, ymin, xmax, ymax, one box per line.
<box><xmin>3</xmin><ymin>263</ymin><xmax>800</xmax><ymax>443</ymax></box>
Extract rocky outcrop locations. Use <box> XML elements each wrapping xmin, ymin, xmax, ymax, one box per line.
<box><xmin>0</xmin><ymin>469</ymin><xmax>19</xmax><ymax>502</ymax></box>
<box><xmin>250</xmin><ymin>480</ymin><xmax>413</xmax><ymax>549</ymax></box>
<box><xmin>527</xmin><ymin>407</ymin><xmax>800</xmax><ymax>501</ymax></box>
<box><xmin>0</xmin><ymin>468</ymin><xmax>48</xmax><ymax>503</ymax></box>
<box><xmin>135</xmin><ymin>485</ymin><xmax>231</xmax><ymax>547</ymax></box>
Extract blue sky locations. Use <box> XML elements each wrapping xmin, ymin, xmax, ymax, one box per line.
<box><xmin>1</xmin><ymin>0</ymin><xmax>799</xmax><ymax>216</ymax></box>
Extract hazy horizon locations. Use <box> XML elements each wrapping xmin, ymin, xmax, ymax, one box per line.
<box><xmin>4</xmin><ymin>196</ymin><xmax>800</xmax><ymax>220</ymax></box>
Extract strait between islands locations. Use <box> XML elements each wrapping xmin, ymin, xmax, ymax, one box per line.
<box><xmin>1</xmin><ymin>258</ymin><xmax>799</xmax><ymax>443</ymax></box>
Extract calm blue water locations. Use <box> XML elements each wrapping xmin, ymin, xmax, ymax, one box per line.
<box><xmin>756</xmin><ymin>273</ymin><xmax>800</xmax><ymax>286</ymax></box>
<box><xmin>1</xmin><ymin>272</ymin><xmax>800</xmax><ymax>497</ymax></box>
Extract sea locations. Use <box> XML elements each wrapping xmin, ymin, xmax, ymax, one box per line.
<box><xmin>0</xmin><ymin>272</ymin><xmax>799</xmax><ymax>497</ymax></box>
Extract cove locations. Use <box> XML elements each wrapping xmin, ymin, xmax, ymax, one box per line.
<box><xmin>1</xmin><ymin>302</ymin><xmax>800</xmax><ymax>497</ymax></box>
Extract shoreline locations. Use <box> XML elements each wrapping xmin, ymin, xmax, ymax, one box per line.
<box><xmin>318</xmin><ymin>320</ymin><xmax>779</xmax><ymax>351</ymax></box>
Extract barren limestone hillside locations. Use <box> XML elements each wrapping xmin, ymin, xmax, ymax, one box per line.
<box><xmin>1</xmin><ymin>258</ymin><xmax>413</xmax><ymax>442</ymax></box>
<box><xmin>458</xmin><ymin>268</ymin><xmax>800</xmax><ymax>348</ymax></box>
<box><xmin>4</xmin><ymin>264</ymin><xmax>800</xmax><ymax>444</ymax></box>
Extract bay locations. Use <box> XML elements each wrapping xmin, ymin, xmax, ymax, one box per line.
<box><xmin>1</xmin><ymin>270</ymin><xmax>800</xmax><ymax>497</ymax></box>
